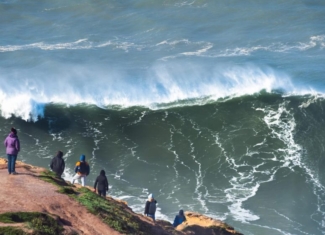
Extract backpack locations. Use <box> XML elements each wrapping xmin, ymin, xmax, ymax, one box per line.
<box><xmin>148</xmin><ymin>201</ymin><xmax>156</xmax><ymax>215</ymax></box>
<box><xmin>78</xmin><ymin>161</ymin><xmax>88</xmax><ymax>174</ymax></box>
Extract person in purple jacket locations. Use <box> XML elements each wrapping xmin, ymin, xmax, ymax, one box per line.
<box><xmin>4</xmin><ymin>127</ymin><xmax>20</xmax><ymax>175</ymax></box>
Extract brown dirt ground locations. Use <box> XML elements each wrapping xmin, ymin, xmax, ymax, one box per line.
<box><xmin>0</xmin><ymin>160</ymin><xmax>121</xmax><ymax>235</ymax></box>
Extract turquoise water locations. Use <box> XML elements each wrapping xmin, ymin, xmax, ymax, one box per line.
<box><xmin>1</xmin><ymin>1</ymin><xmax>325</xmax><ymax>234</ymax></box>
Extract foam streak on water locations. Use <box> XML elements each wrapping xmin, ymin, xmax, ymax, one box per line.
<box><xmin>258</xmin><ymin>101</ymin><xmax>325</xmax><ymax>234</ymax></box>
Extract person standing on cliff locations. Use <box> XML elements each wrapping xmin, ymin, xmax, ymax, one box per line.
<box><xmin>144</xmin><ymin>193</ymin><xmax>157</xmax><ymax>222</ymax></box>
<box><xmin>4</xmin><ymin>127</ymin><xmax>20</xmax><ymax>175</ymax></box>
<box><xmin>71</xmin><ymin>154</ymin><xmax>90</xmax><ymax>186</ymax></box>
<box><xmin>94</xmin><ymin>169</ymin><xmax>109</xmax><ymax>197</ymax></box>
<box><xmin>50</xmin><ymin>150</ymin><xmax>65</xmax><ymax>178</ymax></box>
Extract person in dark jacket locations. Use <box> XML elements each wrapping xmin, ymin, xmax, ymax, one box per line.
<box><xmin>50</xmin><ymin>151</ymin><xmax>65</xmax><ymax>178</ymax></box>
<box><xmin>144</xmin><ymin>193</ymin><xmax>157</xmax><ymax>221</ymax></box>
<box><xmin>94</xmin><ymin>170</ymin><xmax>109</xmax><ymax>197</ymax></box>
<box><xmin>71</xmin><ymin>154</ymin><xmax>90</xmax><ymax>186</ymax></box>
<box><xmin>4</xmin><ymin>127</ymin><xmax>20</xmax><ymax>175</ymax></box>
<box><xmin>173</xmin><ymin>209</ymin><xmax>186</xmax><ymax>227</ymax></box>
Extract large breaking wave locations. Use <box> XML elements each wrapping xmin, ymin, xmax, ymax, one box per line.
<box><xmin>0</xmin><ymin>64</ymin><xmax>304</xmax><ymax>121</ymax></box>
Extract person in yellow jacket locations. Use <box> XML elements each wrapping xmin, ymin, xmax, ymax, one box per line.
<box><xmin>71</xmin><ymin>154</ymin><xmax>90</xmax><ymax>186</ymax></box>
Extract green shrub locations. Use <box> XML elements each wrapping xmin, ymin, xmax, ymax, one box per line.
<box><xmin>0</xmin><ymin>226</ymin><xmax>27</xmax><ymax>235</ymax></box>
<box><xmin>28</xmin><ymin>213</ymin><xmax>64</xmax><ymax>235</ymax></box>
<box><xmin>0</xmin><ymin>212</ymin><xmax>64</xmax><ymax>235</ymax></box>
<box><xmin>58</xmin><ymin>186</ymin><xmax>76</xmax><ymax>195</ymax></box>
<box><xmin>0</xmin><ymin>212</ymin><xmax>41</xmax><ymax>223</ymax></box>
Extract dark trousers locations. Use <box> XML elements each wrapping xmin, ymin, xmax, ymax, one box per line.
<box><xmin>147</xmin><ymin>214</ymin><xmax>155</xmax><ymax>221</ymax></box>
<box><xmin>7</xmin><ymin>154</ymin><xmax>17</xmax><ymax>174</ymax></box>
<box><xmin>98</xmin><ymin>190</ymin><xmax>106</xmax><ymax>197</ymax></box>
<box><xmin>54</xmin><ymin>172</ymin><xmax>63</xmax><ymax>178</ymax></box>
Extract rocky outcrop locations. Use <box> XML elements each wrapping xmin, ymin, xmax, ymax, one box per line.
<box><xmin>176</xmin><ymin>212</ymin><xmax>243</xmax><ymax>235</ymax></box>
<box><xmin>0</xmin><ymin>158</ymin><xmax>243</xmax><ymax>235</ymax></box>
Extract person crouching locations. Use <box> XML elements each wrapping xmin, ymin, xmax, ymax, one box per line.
<box><xmin>173</xmin><ymin>209</ymin><xmax>186</xmax><ymax>227</ymax></box>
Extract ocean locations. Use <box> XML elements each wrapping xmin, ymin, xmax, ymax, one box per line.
<box><xmin>1</xmin><ymin>0</ymin><xmax>325</xmax><ymax>234</ymax></box>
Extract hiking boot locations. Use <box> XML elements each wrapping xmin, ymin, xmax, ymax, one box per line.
<box><xmin>12</xmin><ymin>172</ymin><xmax>18</xmax><ymax>175</ymax></box>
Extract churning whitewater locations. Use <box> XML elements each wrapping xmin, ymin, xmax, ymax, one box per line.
<box><xmin>1</xmin><ymin>1</ymin><xmax>325</xmax><ymax>235</ymax></box>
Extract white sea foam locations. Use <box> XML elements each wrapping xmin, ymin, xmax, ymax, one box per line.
<box><xmin>217</xmin><ymin>35</ymin><xmax>325</xmax><ymax>56</ymax></box>
<box><xmin>169</xmin><ymin>119</ymin><xmax>209</xmax><ymax>213</ymax></box>
<box><xmin>63</xmin><ymin>169</ymin><xmax>75</xmax><ymax>183</ymax></box>
<box><xmin>156</xmin><ymin>39</ymin><xmax>191</xmax><ymax>46</ymax></box>
<box><xmin>157</xmin><ymin>35</ymin><xmax>324</xmax><ymax>61</ymax></box>
<box><xmin>1</xmin><ymin>34</ymin><xmax>323</xmax><ymax>58</ymax></box>
<box><xmin>213</xmin><ymin>100</ymin><xmax>314</xmax><ymax>223</ymax></box>
<box><xmin>0</xmin><ymin>38</ymin><xmax>144</xmax><ymax>53</ymax></box>
<box><xmin>249</xmin><ymin>223</ymin><xmax>296</xmax><ymax>235</ymax></box>
<box><xmin>0</xmin><ymin>39</ymin><xmax>91</xmax><ymax>52</ymax></box>
<box><xmin>175</xmin><ymin>1</ymin><xmax>196</xmax><ymax>7</ymax></box>
<box><xmin>212</xmin><ymin>133</ymin><xmax>260</xmax><ymax>222</ymax></box>
<box><xmin>158</xmin><ymin>40</ymin><xmax>213</xmax><ymax>60</ymax></box>
<box><xmin>259</xmin><ymin>101</ymin><xmax>325</xmax><ymax>232</ymax></box>
<box><xmin>114</xmin><ymin>191</ymin><xmax>171</xmax><ymax>222</ymax></box>
<box><xmin>261</xmin><ymin>101</ymin><xmax>303</xmax><ymax>169</ymax></box>
<box><xmin>180</xmin><ymin>43</ymin><xmax>213</xmax><ymax>56</ymax></box>
<box><xmin>157</xmin><ymin>35</ymin><xmax>325</xmax><ymax>60</ymax></box>
<box><xmin>0</xmin><ymin>63</ymin><xmax>314</xmax><ymax>122</ymax></box>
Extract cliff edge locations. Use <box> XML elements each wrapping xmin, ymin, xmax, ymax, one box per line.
<box><xmin>0</xmin><ymin>158</ymin><xmax>243</xmax><ymax>235</ymax></box>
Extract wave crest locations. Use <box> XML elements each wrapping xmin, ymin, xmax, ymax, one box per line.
<box><xmin>0</xmin><ymin>64</ymin><xmax>296</xmax><ymax>121</ymax></box>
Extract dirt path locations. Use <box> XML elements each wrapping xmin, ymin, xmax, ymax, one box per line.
<box><xmin>0</xmin><ymin>163</ymin><xmax>121</xmax><ymax>235</ymax></box>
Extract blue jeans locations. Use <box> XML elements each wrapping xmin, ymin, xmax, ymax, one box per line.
<box><xmin>7</xmin><ymin>154</ymin><xmax>17</xmax><ymax>174</ymax></box>
<box><xmin>148</xmin><ymin>214</ymin><xmax>155</xmax><ymax>221</ymax></box>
